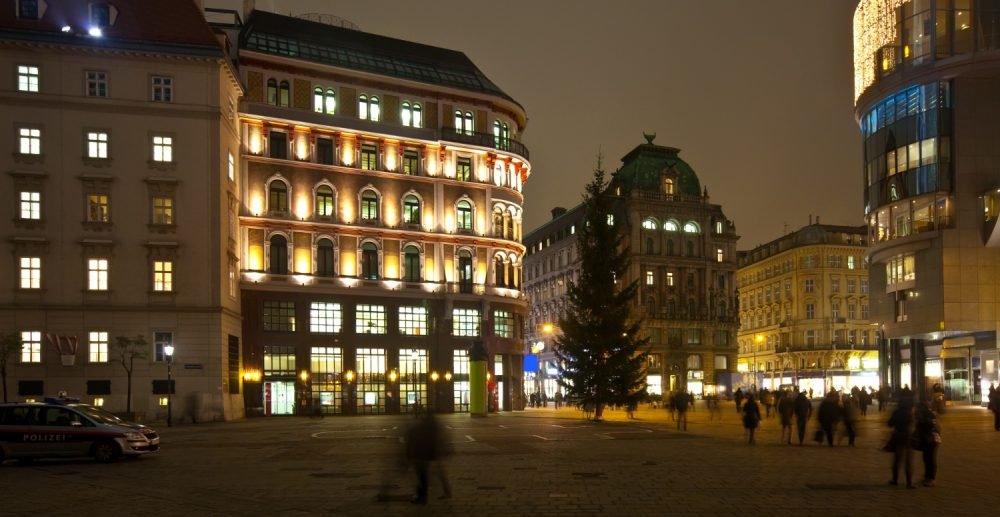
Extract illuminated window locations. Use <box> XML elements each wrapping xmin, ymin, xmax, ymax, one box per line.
<box><xmin>262</xmin><ymin>301</ymin><xmax>296</xmax><ymax>332</ymax></box>
<box><xmin>86</xmin><ymin>194</ymin><xmax>107</xmax><ymax>221</ymax></box>
<box><xmin>85</xmin><ymin>71</ymin><xmax>107</xmax><ymax>97</ymax></box>
<box><xmin>152</xmin><ymin>197</ymin><xmax>173</xmax><ymax>224</ymax></box>
<box><xmin>159</xmin><ymin>397</ymin><xmax>169</xmax><ymax>407</ymax></box>
<box><xmin>399</xmin><ymin>306</ymin><xmax>428</xmax><ymax>335</ymax></box>
<box><xmin>21</xmin><ymin>331</ymin><xmax>41</xmax><ymax>363</ymax></box>
<box><xmin>683</xmin><ymin>221</ymin><xmax>700</xmax><ymax>233</ymax></box>
<box><xmin>87</xmin><ymin>258</ymin><xmax>109</xmax><ymax>290</ymax></box>
<box><xmin>402</xmin><ymin>195</ymin><xmax>421</xmax><ymax>224</ymax></box>
<box><xmin>278</xmin><ymin>80</ymin><xmax>290</xmax><ymax>107</ymax></box>
<box><xmin>453</xmin><ymin>308</ymin><xmax>481</xmax><ymax>337</ymax></box>
<box><xmin>151</xmin><ymin>76</ymin><xmax>173</xmax><ymax>102</ymax></box>
<box><xmin>228</xmin><ymin>152</ymin><xmax>235</xmax><ymax>181</ymax></box>
<box><xmin>313</xmin><ymin>86</ymin><xmax>335</xmax><ymax>114</ymax></box>
<box><xmin>19</xmin><ymin>256</ymin><xmax>41</xmax><ymax>289</ymax></box>
<box><xmin>19</xmin><ymin>191</ymin><xmax>40</xmax><ymax>220</ymax></box>
<box><xmin>359</xmin><ymin>94</ymin><xmax>380</xmax><ymax>121</ymax></box>
<box><xmin>402</xmin><ymin>101</ymin><xmax>422</xmax><ymax>127</ymax></box>
<box><xmin>664</xmin><ymin>220</ymin><xmax>679</xmax><ymax>232</ymax></box>
<box><xmin>664</xmin><ymin>178</ymin><xmax>674</xmax><ymax>195</ymax></box>
<box><xmin>645</xmin><ymin>271</ymin><xmax>654</xmax><ymax>285</ymax></box>
<box><xmin>360</xmin><ymin>144</ymin><xmax>377</xmax><ymax>170</ymax></box>
<box><xmin>18</xmin><ymin>127</ymin><xmax>41</xmax><ymax>155</ymax></box>
<box><xmin>456</xmin><ymin>157</ymin><xmax>472</xmax><ymax>181</ymax></box>
<box><xmin>313</xmin><ymin>186</ymin><xmax>334</xmax><ymax>217</ymax></box>
<box><xmin>360</xmin><ymin>190</ymin><xmax>379</xmax><ymax>221</ymax></box>
<box><xmin>666</xmin><ymin>272</ymin><xmax>674</xmax><ymax>286</ymax></box>
<box><xmin>17</xmin><ymin>65</ymin><xmax>39</xmax><ymax>92</ymax></box>
<box><xmin>642</xmin><ymin>218</ymin><xmax>657</xmax><ymax>230</ymax></box>
<box><xmin>454</xmin><ymin>110</ymin><xmax>473</xmax><ymax>134</ymax></box>
<box><xmin>886</xmin><ymin>254</ymin><xmax>916</xmax><ymax>289</ymax></box>
<box><xmin>266</xmin><ymin>78</ymin><xmax>277</xmax><ymax>105</ymax></box>
<box><xmin>716</xmin><ymin>221</ymin><xmax>723</xmax><ymax>234</ymax></box>
<box><xmin>403</xmin><ymin>150</ymin><xmax>419</xmax><ymax>175</ymax></box>
<box><xmin>456</xmin><ymin>200</ymin><xmax>473</xmax><ymax>231</ymax></box>
<box><xmin>310</xmin><ymin>302</ymin><xmax>342</xmax><ymax>333</ymax></box>
<box><xmin>86</xmin><ymin>131</ymin><xmax>109</xmax><ymax>158</ymax></box>
<box><xmin>716</xmin><ymin>248</ymin><xmax>724</xmax><ymax>263</ymax></box>
<box><xmin>494</xmin><ymin>310</ymin><xmax>514</xmax><ymax>338</ymax></box>
<box><xmin>88</xmin><ymin>331</ymin><xmax>109</xmax><ymax>363</ymax></box>
<box><xmin>153</xmin><ymin>261</ymin><xmax>173</xmax><ymax>292</ymax></box>
<box><xmin>152</xmin><ymin>135</ymin><xmax>173</xmax><ymax>162</ymax></box>
<box><xmin>607</xmin><ymin>214</ymin><xmax>614</xmax><ymax>226</ymax></box>
<box><xmin>356</xmin><ymin>304</ymin><xmax>387</xmax><ymax>334</ymax></box>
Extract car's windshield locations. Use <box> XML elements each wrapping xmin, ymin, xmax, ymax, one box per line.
<box><xmin>72</xmin><ymin>405</ymin><xmax>124</xmax><ymax>425</ymax></box>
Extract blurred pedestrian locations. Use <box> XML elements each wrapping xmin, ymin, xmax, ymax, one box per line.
<box><xmin>842</xmin><ymin>394</ymin><xmax>859</xmax><ymax>446</ymax></box>
<box><xmin>777</xmin><ymin>390</ymin><xmax>794</xmax><ymax>445</ymax></box>
<box><xmin>931</xmin><ymin>383</ymin><xmax>945</xmax><ymax>414</ymax></box>
<box><xmin>914</xmin><ymin>401</ymin><xmax>940</xmax><ymax>487</ymax></box>
<box><xmin>887</xmin><ymin>397</ymin><xmax>914</xmax><ymax>488</ymax></box>
<box><xmin>878</xmin><ymin>385</ymin><xmax>890</xmax><ymax>413</ymax></box>
<box><xmin>734</xmin><ymin>387</ymin><xmax>744</xmax><ymax>413</ymax></box>
<box><xmin>405</xmin><ymin>409</ymin><xmax>451</xmax><ymax>504</ymax></box>
<box><xmin>555</xmin><ymin>390</ymin><xmax>563</xmax><ymax>409</ymax></box>
<box><xmin>742</xmin><ymin>395</ymin><xmax>762</xmax><ymax>445</ymax></box>
<box><xmin>989</xmin><ymin>384</ymin><xmax>1000</xmax><ymax>431</ymax></box>
<box><xmin>817</xmin><ymin>391</ymin><xmax>841</xmax><ymax>447</ymax></box>
<box><xmin>793</xmin><ymin>390</ymin><xmax>812</xmax><ymax>445</ymax></box>
<box><xmin>762</xmin><ymin>388</ymin><xmax>774</xmax><ymax>418</ymax></box>
<box><xmin>675</xmin><ymin>391</ymin><xmax>690</xmax><ymax>431</ymax></box>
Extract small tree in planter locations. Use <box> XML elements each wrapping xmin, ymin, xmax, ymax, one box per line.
<box><xmin>115</xmin><ymin>335</ymin><xmax>149</xmax><ymax>417</ymax></box>
<box><xmin>0</xmin><ymin>333</ymin><xmax>22</xmax><ymax>403</ymax></box>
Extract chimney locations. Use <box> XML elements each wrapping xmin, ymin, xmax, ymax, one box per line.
<box><xmin>551</xmin><ymin>207</ymin><xmax>567</xmax><ymax>220</ymax></box>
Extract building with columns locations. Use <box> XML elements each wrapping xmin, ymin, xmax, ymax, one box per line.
<box><xmin>230</xmin><ymin>10</ymin><xmax>530</xmax><ymax>415</ymax></box>
<box><xmin>524</xmin><ymin>137</ymin><xmax>739</xmax><ymax>400</ymax></box>
<box><xmin>736</xmin><ymin>223</ymin><xmax>876</xmax><ymax>395</ymax></box>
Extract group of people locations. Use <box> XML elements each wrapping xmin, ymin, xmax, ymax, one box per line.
<box><xmin>886</xmin><ymin>392</ymin><xmax>941</xmax><ymax>488</ymax></box>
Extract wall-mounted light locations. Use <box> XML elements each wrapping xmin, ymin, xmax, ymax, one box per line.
<box><xmin>344</xmin><ymin>370</ymin><xmax>355</xmax><ymax>382</ymax></box>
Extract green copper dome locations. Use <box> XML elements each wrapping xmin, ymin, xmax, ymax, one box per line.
<box><xmin>613</xmin><ymin>136</ymin><xmax>701</xmax><ymax>197</ymax></box>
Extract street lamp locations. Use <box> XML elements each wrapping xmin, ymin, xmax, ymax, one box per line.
<box><xmin>164</xmin><ymin>344</ymin><xmax>175</xmax><ymax>427</ymax></box>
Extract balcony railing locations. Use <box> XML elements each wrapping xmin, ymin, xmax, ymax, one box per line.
<box><xmin>440</xmin><ymin>128</ymin><xmax>529</xmax><ymax>160</ymax></box>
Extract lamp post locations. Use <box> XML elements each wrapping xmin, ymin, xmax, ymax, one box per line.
<box><xmin>754</xmin><ymin>334</ymin><xmax>762</xmax><ymax>391</ymax></box>
<box><xmin>164</xmin><ymin>344</ymin><xmax>175</xmax><ymax>427</ymax></box>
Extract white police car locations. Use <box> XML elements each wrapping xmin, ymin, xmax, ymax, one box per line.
<box><xmin>0</xmin><ymin>397</ymin><xmax>159</xmax><ymax>464</ymax></box>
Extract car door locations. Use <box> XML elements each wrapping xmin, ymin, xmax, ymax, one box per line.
<box><xmin>40</xmin><ymin>407</ymin><xmax>83</xmax><ymax>457</ymax></box>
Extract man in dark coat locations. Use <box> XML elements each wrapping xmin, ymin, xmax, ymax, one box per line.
<box><xmin>792</xmin><ymin>390</ymin><xmax>812</xmax><ymax>445</ymax></box>
<box><xmin>888</xmin><ymin>397</ymin><xmax>914</xmax><ymax>488</ymax></box>
<box><xmin>816</xmin><ymin>391</ymin><xmax>842</xmax><ymax>447</ymax></box>
<box><xmin>734</xmin><ymin>387</ymin><xmax>744</xmax><ymax>413</ymax></box>
<box><xmin>406</xmin><ymin>410</ymin><xmax>451</xmax><ymax>504</ymax></box>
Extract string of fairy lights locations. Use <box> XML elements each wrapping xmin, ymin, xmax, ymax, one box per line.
<box><xmin>853</xmin><ymin>0</ymin><xmax>907</xmax><ymax>103</ymax></box>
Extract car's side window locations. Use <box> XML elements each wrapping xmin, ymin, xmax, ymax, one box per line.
<box><xmin>43</xmin><ymin>407</ymin><xmax>79</xmax><ymax>426</ymax></box>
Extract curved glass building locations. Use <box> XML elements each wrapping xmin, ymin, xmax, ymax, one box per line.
<box><xmin>854</xmin><ymin>0</ymin><xmax>1000</xmax><ymax>404</ymax></box>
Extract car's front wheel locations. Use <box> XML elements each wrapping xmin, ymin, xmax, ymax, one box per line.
<box><xmin>92</xmin><ymin>440</ymin><xmax>120</xmax><ymax>463</ymax></box>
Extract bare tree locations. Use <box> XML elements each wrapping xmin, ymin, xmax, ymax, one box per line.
<box><xmin>0</xmin><ymin>333</ymin><xmax>22</xmax><ymax>403</ymax></box>
<box><xmin>115</xmin><ymin>335</ymin><xmax>149</xmax><ymax>416</ymax></box>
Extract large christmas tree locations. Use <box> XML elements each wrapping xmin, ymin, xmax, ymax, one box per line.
<box><xmin>555</xmin><ymin>158</ymin><xmax>649</xmax><ymax>421</ymax></box>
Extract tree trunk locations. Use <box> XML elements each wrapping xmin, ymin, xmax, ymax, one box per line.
<box><xmin>1</xmin><ymin>364</ymin><xmax>7</xmax><ymax>403</ymax></box>
<box><xmin>593</xmin><ymin>402</ymin><xmax>604</xmax><ymax>422</ymax></box>
<box><xmin>126</xmin><ymin>370</ymin><xmax>133</xmax><ymax>414</ymax></box>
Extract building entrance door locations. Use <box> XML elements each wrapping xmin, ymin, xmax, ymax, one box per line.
<box><xmin>264</xmin><ymin>381</ymin><xmax>295</xmax><ymax>415</ymax></box>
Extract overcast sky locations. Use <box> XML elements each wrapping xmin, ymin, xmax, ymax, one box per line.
<box><xmin>208</xmin><ymin>0</ymin><xmax>862</xmax><ymax>248</ymax></box>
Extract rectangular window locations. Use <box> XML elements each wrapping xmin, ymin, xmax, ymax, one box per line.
<box><xmin>18</xmin><ymin>0</ymin><xmax>39</xmax><ymax>19</ymax></box>
<box><xmin>228</xmin><ymin>152</ymin><xmax>235</xmax><ymax>181</ymax></box>
<box><xmin>805</xmin><ymin>303</ymin><xmax>815</xmax><ymax>320</ymax></box>
<box><xmin>645</xmin><ymin>270</ymin><xmax>654</xmax><ymax>285</ymax></box>
<box><xmin>152</xmin><ymin>135</ymin><xmax>173</xmax><ymax>162</ymax></box>
<box><xmin>494</xmin><ymin>310</ymin><xmax>514</xmax><ymax>339</ymax></box>
<box><xmin>403</xmin><ymin>150</ymin><xmax>419</xmax><ymax>175</ymax></box>
<box><xmin>456</xmin><ymin>157</ymin><xmax>472</xmax><ymax>181</ymax></box>
<box><xmin>804</xmin><ymin>279</ymin><xmax>815</xmax><ymax>293</ymax></box>
<box><xmin>453</xmin><ymin>308</ymin><xmax>481</xmax><ymax>336</ymax></box>
<box><xmin>154</xmin><ymin>332</ymin><xmax>173</xmax><ymax>362</ymax></box>
<box><xmin>19</xmin><ymin>191</ymin><xmax>41</xmax><ymax>220</ymax></box>
<box><xmin>398</xmin><ymin>348</ymin><xmax>428</xmax><ymax>413</ymax></box>
<box><xmin>262</xmin><ymin>301</ymin><xmax>296</xmax><ymax>332</ymax></box>
<box><xmin>153</xmin><ymin>261</ymin><xmax>173</xmax><ymax>292</ymax></box>
<box><xmin>268</xmin><ymin>131</ymin><xmax>287</xmax><ymax>159</ymax></box>
<box><xmin>360</xmin><ymin>144</ymin><xmax>377</xmax><ymax>170</ymax></box>
<box><xmin>847</xmin><ymin>279</ymin><xmax>856</xmax><ymax>293</ymax></box>
<box><xmin>805</xmin><ymin>330</ymin><xmax>816</xmax><ymax>347</ymax></box>
<box><xmin>152</xmin><ymin>197</ymin><xmax>173</xmax><ymax>225</ymax></box>
<box><xmin>861</xmin><ymin>304</ymin><xmax>870</xmax><ymax>320</ymax></box>
<box><xmin>861</xmin><ymin>279</ymin><xmax>869</xmax><ymax>294</ymax></box>
<box><xmin>263</xmin><ymin>345</ymin><xmax>296</xmax><ymax>376</ymax></box>
<box><xmin>228</xmin><ymin>335</ymin><xmax>240</xmax><ymax>395</ymax></box>
<box><xmin>86</xmin><ymin>131</ymin><xmax>109</xmax><ymax>158</ymax></box>
<box><xmin>355</xmin><ymin>304</ymin><xmax>387</xmax><ymax>334</ymax></box>
<box><xmin>665</xmin><ymin>272</ymin><xmax>674</xmax><ymax>286</ymax></box>
<box><xmin>831</xmin><ymin>278</ymin><xmax>840</xmax><ymax>293</ymax></box>
<box><xmin>85</xmin><ymin>71</ymin><xmax>107</xmax><ymax>98</ymax></box>
<box><xmin>886</xmin><ymin>254</ymin><xmax>916</xmax><ymax>290</ymax></box>
<box><xmin>87</xmin><ymin>194</ymin><xmax>109</xmax><ymax>222</ymax></box>
<box><xmin>19</xmin><ymin>256</ymin><xmax>41</xmax><ymax>289</ymax></box>
<box><xmin>316</xmin><ymin>138</ymin><xmax>334</xmax><ymax>165</ymax></box>
<box><xmin>399</xmin><ymin>306</ymin><xmax>428</xmax><ymax>336</ymax></box>
<box><xmin>17</xmin><ymin>65</ymin><xmax>39</xmax><ymax>92</ymax></box>
<box><xmin>716</xmin><ymin>248</ymin><xmax>724</xmax><ymax>263</ymax></box>
<box><xmin>87</xmin><ymin>258</ymin><xmax>108</xmax><ymax>291</ymax></box>
<box><xmin>453</xmin><ymin>350</ymin><xmax>470</xmax><ymax>412</ymax></box>
<box><xmin>20</xmin><ymin>331</ymin><xmax>41</xmax><ymax>363</ymax></box>
<box><xmin>18</xmin><ymin>127</ymin><xmax>41</xmax><ymax>155</ymax></box>
<box><xmin>848</xmin><ymin>303</ymin><xmax>857</xmax><ymax>320</ymax></box>
<box><xmin>152</xmin><ymin>76</ymin><xmax>173</xmax><ymax>102</ymax></box>
<box><xmin>309</xmin><ymin>302</ymin><xmax>342</xmax><ymax>333</ymax></box>
<box><xmin>88</xmin><ymin>331</ymin><xmax>109</xmax><ymax>363</ymax></box>
<box><xmin>310</xmin><ymin>346</ymin><xmax>343</xmax><ymax>413</ymax></box>
<box><xmin>832</xmin><ymin>302</ymin><xmax>841</xmax><ymax>319</ymax></box>
<box><xmin>355</xmin><ymin>348</ymin><xmax>385</xmax><ymax>414</ymax></box>
<box><xmin>847</xmin><ymin>256</ymin><xmax>857</xmax><ymax>269</ymax></box>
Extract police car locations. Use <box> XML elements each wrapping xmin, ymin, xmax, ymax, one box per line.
<box><xmin>0</xmin><ymin>397</ymin><xmax>160</xmax><ymax>464</ymax></box>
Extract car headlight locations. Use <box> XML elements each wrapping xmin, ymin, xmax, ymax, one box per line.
<box><xmin>125</xmin><ymin>432</ymin><xmax>145</xmax><ymax>441</ymax></box>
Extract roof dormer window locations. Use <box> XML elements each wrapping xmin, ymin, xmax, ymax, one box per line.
<box><xmin>90</xmin><ymin>3</ymin><xmax>111</xmax><ymax>29</ymax></box>
<box><xmin>17</xmin><ymin>0</ymin><xmax>43</xmax><ymax>20</ymax></box>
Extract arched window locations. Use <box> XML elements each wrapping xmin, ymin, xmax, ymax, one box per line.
<box><xmin>664</xmin><ymin>178</ymin><xmax>675</xmax><ymax>195</ymax></box>
<box><xmin>507</xmin><ymin>261</ymin><xmax>516</xmax><ymax>288</ymax></box>
<box><xmin>278</xmin><ymin>80</ymin><xmax>290</xmax><ymax>107</ymax></box>
<box><xmin>642</xmin><ymin>218</ymin><xmax>657</xmax><ymax>230</ymax></box>
<box><xmin>683</xmin><ymin>221</ymin><xmax>700</xmax><ymax>233</ymax></box>
<box><xmin>313</xmin><ymin>87</ymin><xmax>323</xmax><ymax>112</ymax></box>
<box><xmin>455</xmin><ymin>111</ymin><xmax>473</xmax><ymax>134</ymax></box>
<box><xmin>686</xmin><ymin>354</ymin><xmax>702</xmax><ymax>370</ymax></box>
<box><xmin>402</xmin><ymin>101</ymin><xmax>422</xmax><ymax>128</ymax></box>
<box><xmin>494</xmin><ymin>255</ymin><xmax>505</xmax><ymax>286</ymax></box>
<box><xmin>457</xmin><ymin>250</ymin><xmax>473</xmax><ymax>292</ymax></box>
<box><xmin>664</xmin><ymin>220</ymin><xmax>679</xmax><ymax>232</ymax></box>
<box><xmin>360</xmin><ymin>95</ymin><xmax>380</xmax><ymax>121</ymax></box>
<box><xmin>494</xmin><ymin>120</ymin><xmax>501</xmax><ymax>146</ymax></box>
<box><xmin>359</xmin><ymin>94</ymin><xmax>369</xmax><ymax>119</ymax></box>
<box><xmin>315</xmin><ymin>185</ymin><xmax>334</xmax><ymax>217</ymax></box>
<box><xmin>324</xmin><ymin>88</ymin><xmax>336</xmax><ymax>114</ymax></box>
<box><xmin>402</xmin><ymin>194</ymin><xmax>421</xmax><ymax>225</ymax></box>
<box><xmin>269</xmin><ymin>235</ymin><xmax>288</xmax><ymax>275</ymax></box>
<box><xmin>505</xmin><ymin>212</ymin><xmax>514</xmax><ymax>238</ymax></box>
<box><xmin>266</xmin><ymin>79</ymin><xmax>277</xmax><ymax>105</ymax></box>
<box><xmin>316</xmin><ymin>238</ymin><xmax>335</xmax><ymax>277</ymax></box>
<box><xmin>493</xmin><ymin>208</ymin><xmax>504</xmax><ymax>237</ymax></box>
<box><xmin>361</xmin><ymin>242</ymin><xmax>379</xmax><ymax>280</ymax></box>
<box><xmin>456</xmin><ymin>200</ymin><xmax>472</xmax><ymax>231</ymax></box>
<box><xmin>402</xmin><ymin>101</ymin><xmax>412</xmax><ymax>126</ymax></box>
<box><xmin>403</xmin><ymin>245</ymin><xmax>421</xmax><ymax>282</ymax></box>
<box><xmin>268</xmin><ymin>181</ymin><xmax>288</xmax><ymax>213</ymax></box>
<box><xmin>360</xmin><ymin>190</ymin><xmax>379</xmax><ymax>222</ymax></box>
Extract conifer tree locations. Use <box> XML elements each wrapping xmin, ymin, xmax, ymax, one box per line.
<box><xmin>555</xmin><ymin>157</ymin><xmax>649</xmax><ymax>421</ymax></box>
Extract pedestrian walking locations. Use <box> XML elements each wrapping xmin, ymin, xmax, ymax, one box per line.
<box><xmin>914</xmin><ymin>401</ymin><xmax>940</xmax><ymax>487</ymax></box>
<box><xmin>878</xmin><ymin>385</ymin><xmax>890</xmax><ymax>413</ymax></box>
<box><xmin>988</xmin><ymin>384</ymin><xmax>999</xmax><ymax>431</ymax></box>
<box><xmin>742</xmin><ymin>395</ymin><xmax>762</xmax><ymax>444</ymax></box>
<box><xmin>405</xmin><ymin>409</ymin><xmax>452</xmax><ymax>504</ymax></box>
<box><xmin>762</xmin><ymin>388</ymin><xmax>774</xmax><ymax>418</ymax></box>
<box><xmin>793</xmin><ymin>390</ymin><xmax>812</xmax><ymax>445</ymax></box>
<box><xmin>675</xmin><ymin>391</ymin><xmax>690</xmax><ymax>431</ymax></box>
<box><xmin>817</xmin><ymin>391</ymin><xmax>841</xmax><ymax>447</ymax></box>
<box><xmin>555</xmin><ymin>391</ymin><xmax>564</xmax><ymax>409</ymax></box>
<box><xmin>734</xmin><ymin>387</ymin><xmax>744</xmax><ymax>413</ymax></box>
<box><xmin>842</xmin><ymin>394</ymin><xmax>859</xmax><ymax>446</ymax></box>
<box><xmin>887</xmin><ymin>397</ymin><xmax>914</xmax><ymax>488</ymax></box>
<box><xmin>777</xmin><ymin>390</ymin><xmax>794</xmax><ymax>444</ymax></box>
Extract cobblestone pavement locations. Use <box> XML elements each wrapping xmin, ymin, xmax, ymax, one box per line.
<box><xmin>2</xmin><ymin>402</ymin><xmax>998</xmax><ymax>517</ymax></box>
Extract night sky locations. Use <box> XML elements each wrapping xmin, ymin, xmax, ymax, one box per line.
<box><xmin>209</xmin><ymin>0</ymin><xmax>862</xmax><ymax>248</ymax></box>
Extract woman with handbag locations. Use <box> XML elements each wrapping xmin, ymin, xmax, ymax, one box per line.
<box><xmin>914</xmin><ymin>401</ymin><xmax>941</xmax><ymax>487</ymax></box>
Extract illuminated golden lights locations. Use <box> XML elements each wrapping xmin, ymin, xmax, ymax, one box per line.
<box><xmin>853</xmin><ymin>0</ymin><xmax>906</xmax><ymax>102</ymax></box>
<box><xmin>295</xmin><ymin>133</ymin><xmax>309</xmax><ymax>161</ymax></box>
<box><xmin>249</xmin><ymin>194</ymin><xmax>263</xmax><ymax>217</ymax></box>
<box><xmin>248</xmin><ymin>126</ymin><xmax>263</xmax><ymax>155</ymax></box>
<box><xmin>345</xmin><ymin>370</ymin><xmax>355</xmax><ymax>382</ymax></box>
<box><xmin>444</xmin><ymin>372</ymin><xmax>452</xmax><ymax>381</ymax></box>
<box><xmin>384</xmin><ymin>144</ymin><xmax>398</xmax><ymax>171</ymax></box>
<box><xmin>340</xmin><ymin>249</ymin><xmax>357</xmax><ymax>276</ymax></box>
<box><xmin>300</xmin><ymin>370</ymin><xmax>310</xmax><ymax>382</ymax></box>
<box><xmin>243</xmin><ymin>369</ymin><xmax>262</xmax><ymax>382</ymax></box>
<box><xmin>341</xmin><ymin>140</ymin><xmax>355</xmax><ymax>166</ymax></box>
<box><xmin>430</xmin><ymin>371</ymin><xmax>440</xmax><ymax>382</ymax></box>
<box><xmin>248</xmin><ymin>244</ymin><xmax>264</xmax><ymax>271</ymax></box>
<box><xmin>543</xmin><ymin>323</ymin><xmax>554</xmax><ymax>334</ymax></box>
<box><xmin>294</xmin><ymin>247</ymin><xmax>311</xmax><ymax>274</ymax></box>
<box><xmin>389</xmin><ymin>370</ymin><xmax>398</xmax><ymax>382</ymax></box>
<box><xmin>425</xmin><ymin>151</ymin><xmax>438</xmax><ymax>176</ymax></box>
<box><xmin>294</xmin><ymin>195</ymin><xmax>309</xmax><ymax>220</ymax></box>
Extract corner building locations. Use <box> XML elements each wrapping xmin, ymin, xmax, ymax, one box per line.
<box><xmin>854</xmin><ymin>0</ymin><xmax>1000</xmax><ymax>404</ymax></box>
<box><xmin>737</xmin><ymin>223</ymin><xmax>876</xmax><ymax>395</ymax></box>
<box><xmin>524</xmin><ymin>138</ymin><xmax>739</xmax><ymax>400</ymax></box>
<box><xmin>233</xmin><ymin>11</ymin><xmax>530</xmax><ymax>415</ymax></box>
